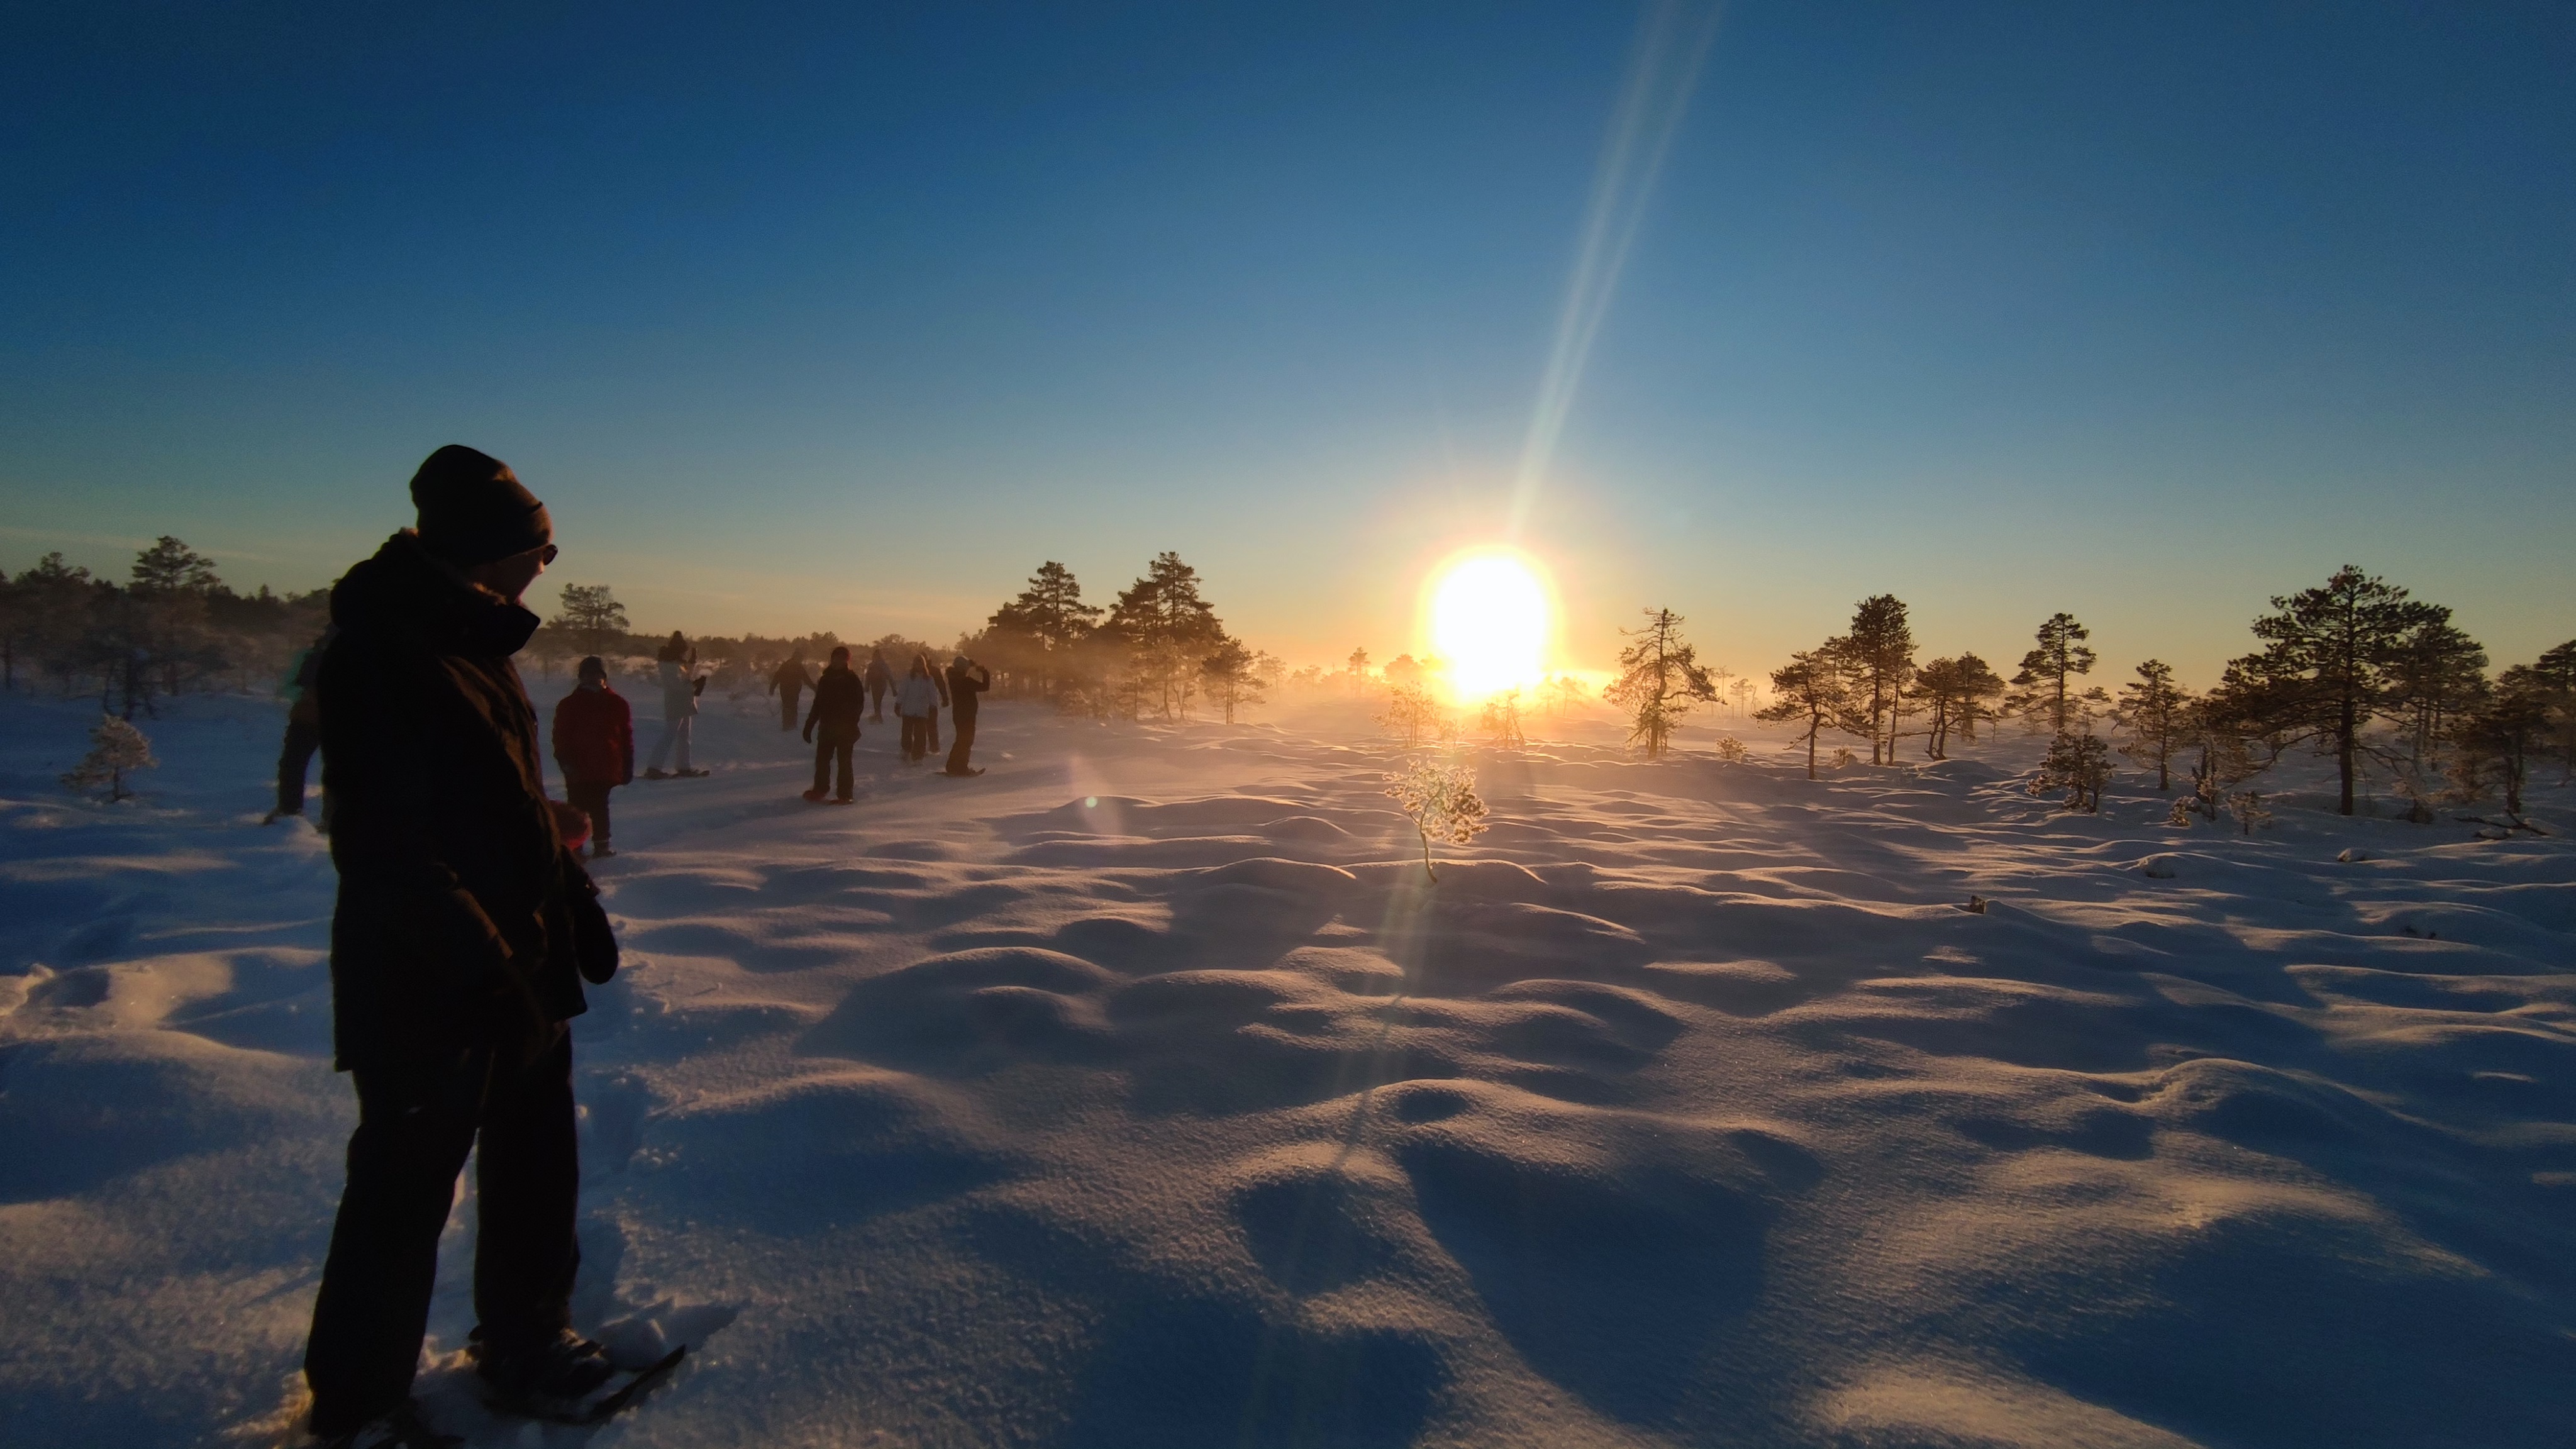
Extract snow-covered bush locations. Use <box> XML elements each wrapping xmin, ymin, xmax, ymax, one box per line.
<box><xmin>62</xmin><ymin>715</ymin><xmax>157</xmax><ymax>802</ymax></box>
<box><xmin>1384</xmin><ymin>756</ymin><xmax>1489</xmax><ymax>882</ymax></box>
<box><xmin>1480</xmin><ymin>688</ymin><xmax>1526</xmax><ymax>748</ymax></box>
<box><xmin>1712</xmin><ymin>735</ymin><xmax>1747</xmax><ymax>762</ymax></box>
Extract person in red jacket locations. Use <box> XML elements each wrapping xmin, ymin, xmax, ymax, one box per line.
<box><xmin>552</xmin><ymin>656</ymin><xmax>634</xmax><ymax>858</ymax></box>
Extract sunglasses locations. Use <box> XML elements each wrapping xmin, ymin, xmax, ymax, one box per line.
<box><xmin>535</xmin><ymin>543</ymin><xmax>559</xmax><ymax>566</ymax></box>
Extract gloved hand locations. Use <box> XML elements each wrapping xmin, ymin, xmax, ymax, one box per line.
<box><xmin>801</xmin><ymin>724</ymin><xmax>814</xmax><ymax>743</ymax></box>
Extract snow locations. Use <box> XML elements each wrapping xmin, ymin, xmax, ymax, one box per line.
<box><xmin>3</xmin><ymin>685</ymin><xmax>2572</xmax><ymax>1448</ymax></box>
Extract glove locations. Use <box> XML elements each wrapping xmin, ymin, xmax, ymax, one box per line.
<box><xmin>802</xmin><ymin>725</ymin><xmax>814</xmax><ymax>743</ymax></box>
<box><xmin>564</xmin><ymin>859</ymin><xmax>619</xmax><ymax>984</ymax></box>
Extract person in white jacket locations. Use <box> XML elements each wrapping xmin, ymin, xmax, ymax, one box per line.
<box><xmin>643</xmin><ymin>633</ymin><xmax>708</xmax><ymax>779</ymax></box>
<box><xmin>894</xmin><ymin>653</ymin><xmax>945</xmax><ymax>763</ymax></box>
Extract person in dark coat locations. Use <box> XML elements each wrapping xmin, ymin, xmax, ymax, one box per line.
<box><xmin>265</xmin><ymin>626</ymin><xmax>334</xmax><ymax>824</ymax></box>
<box><xmin>769</xmin><ymin>650</ymin><xmax>813</xmax><ymax>731</ymax></box>
<box><xmin>943</xmin><ymin>653</ymin><xmax>991</xmax><ymax>776</ymax></box>
<box><xmin>801</xmin><ymin>645</ymin><xmax>866</xmax><ymax>802</ymax></box>
<box><xmin>552</xmin><ymin>655</ymin><xmax>633</xmax><ymax>857</ymax></box>
<box><xmin>864</xmin><ymin>646</ymin><xmax>894</xmax><ymax>721</ymax></box>
<box><xmin>301</xmin><ymin>445</ymin><xmax>623</xmax><ymax>1447</ymax></box>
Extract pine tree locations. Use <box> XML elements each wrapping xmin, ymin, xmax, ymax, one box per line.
<box><xmin>2006</xmin><ymin>612</ymin><xmax>2103</xmax><ymax>735</ymax></box>
<box><xmin>1914</xmin><ymin>653</ymin><xmax>2006</xmax><ymax>759</ymax></box>
<box><xmin>550</xmin><ymin>583</ymin><xmax>631</xmax><ymax>658</ymax></box>
<box><xmin>2113</xmin><ymin>660</ymin><xmax>2194</xmax><ymax>791</ymax></box>
<box><xmin>2212</xmin><ymin>565</ymin><xmax>2451</xmax><ymax>816</ymax></box>
<box><xmin>1757</xmin><ymin>649</ymin><xmax>1852</xmax><ymax>779</ymax></box>
<box><xmin>1836</xmin><ymin>595</ymin><xmax>1914</xmax><ymax>765</ymax></box>
<box><xmin>1480</xmin><ymin>687</ymin><xmax>1527</xmax><ymax>747</ymax></box>
<box><xmin>62</xmin><ymin>714</ymin><xmax>156</xmax><ymax>801</ymax></box>
<box><xmin>1199</xmin><ymin>635</ymin><xmax>1266</xmax><ymax>723</ymax></box>
<box><xmin>1604</xmin><ymin>608</ymin><xmax>1720</xmax><ymax>758</ymax></box>
<box><xmin>2385</xmin><ymin>619</ymin><xmax>2489</xmax><ymax>766</ymax></box>
<box><xmin>1107</xmin><ymin>552</ymin><xmax>1225</xmax><ymax>719</ymax></box>
<box><xmin>2032</xmin><ymin>730</ymin><xmax>2112</xmax><ymax>813</ymax></box>
<box><xmin>2528</xmin><ymin>638</ymin><xmax>2575</xmax><ymax>778</ymax></box>
<box><xmin>2458</xmin><ymin>667</ymin><xmax>2553</xmax><ymax>820</ymax></box>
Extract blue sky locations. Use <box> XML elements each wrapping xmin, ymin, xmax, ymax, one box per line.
<box><xmin>5</xmin><ymin>2</ymin><xmax>2570</xmax><ymax>684</ymax></box>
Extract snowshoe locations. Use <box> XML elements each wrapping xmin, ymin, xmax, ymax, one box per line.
<box><xmin>475</xmin><ymin>1334</ymin><xmax>687</xmax><ymax>1427</ymax></box>
<box><xmin>311</xmin><ymin>1399</ymin><xmax>458</xmax><ymax>1449</ymax></box>
<box><xmin>674</xmin><ymin>767</ymin><xmax>711</xmax><ymax>778</ymax></box>
<box><xmin>942</xmin><ymin>767</ymin><xmax>986</xmax><ymax>777</ymax></box>
<box><xmin>801</xmin><ymin>788</ymin><xmax>830</xmax><ymax>802</ymax></box>
<box><xmin>589</xmin><ymin>843</ymin><xmax>616</xmax><ymax>859</ymax></box>
<box><xmin>641</xmin><ymin>768</ymin><xmax>670</xmax><ymax>780</ymax></box>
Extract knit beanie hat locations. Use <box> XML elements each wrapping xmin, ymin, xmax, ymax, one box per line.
<box><xmin>409</xmin><ymin>445</ymin><xmax>553</xmax><ymax>567</ymax></box>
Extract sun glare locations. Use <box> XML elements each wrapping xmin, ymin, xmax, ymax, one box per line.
<box><xmin>1427</xmin><ymin>551</ymin><xmax>1553</xmax><ymax>701</ymax></box>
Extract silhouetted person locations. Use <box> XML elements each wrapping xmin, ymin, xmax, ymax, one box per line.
<box><xmin>895</xmin><ymin>654</ymin><xmax>941</xmax><ymax>762</ymax></box>
<box><xmin>943</xmin><ymin>653</ymin><xmax>991</xmax><ymax>776</ymax></box>
<box><xmin>769</xmin><ymin>650</ymin><xmax>813</xmax><ymax>731</ymax></box>
<box><xmin>266</xmin><ymin>626</ymin><xmax>334</xmax><ymax>825</ymax></box>
<box><xmin>801</xmin><ymin>645</ymin><xmax>866</xmax><ymax>802</ymax></box>
<box><xmin>645</xmin><ymin>631</ymin><xmax>705</xmax><ymax>777</ymax></box>
<box><xmin>303</xmin><ymin>445</ymin><xmax>621</xmax><ymax>1446</ymax></box>
<box><xmin>552</xmin><ymin>655</ymin><xmax>633</xmax><ymax>858</ymax></box>
<box><xmin>864</xmin><ymin>646</ymin><xmax>894</xmax><ymax>721</ymax></box>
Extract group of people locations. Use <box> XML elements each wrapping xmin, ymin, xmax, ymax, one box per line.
<box><xmin>277</xmin><ymin>446</ymin><xmax>1003</xmax><ymax>1446</ymax></box>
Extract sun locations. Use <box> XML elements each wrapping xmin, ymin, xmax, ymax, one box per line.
<box><xmin>1425</xmin><ymin>550</ymin><xmax>1554</xmax><ymax>701</ymax></box>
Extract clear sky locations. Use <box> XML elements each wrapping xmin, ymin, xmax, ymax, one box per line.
<box><xmin>6</xmin><ymin>2</ymin><xmax>2570</xmax><ymax>686</ymax></box>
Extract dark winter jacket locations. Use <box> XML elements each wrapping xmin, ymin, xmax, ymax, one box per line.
<box><xmin>319</xmin><ymin>530</ymin><xmax>616</xmax><ymax>1072</ymax></box>
<box><xmin>804</xmin><ymin>663</ymin><xmax>866</xmax><ymax>741</ymax></box>
<box><xmin>552</xmin><ymin>681</ymin><xmax>634</xmax><ymax>787</ymax></box>
<box><xmin>770</xmin><ymin>658</ymin><xmax>813</xmax><ymax>696</ymax></box>
<box><xmin>864</xmin><ymin>657</ymin><xmax>894</xmax><ymax>693</ymax></box>
<box><xmin>945</xmin><ymin>660</ymin><xmax>990</xmax><ymax>723</ymax></box>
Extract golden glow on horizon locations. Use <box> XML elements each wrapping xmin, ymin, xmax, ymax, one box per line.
<box><xmin>1425</xmin><ymin>550</ymin><xmax>1553</xmax><ymax>701</ymax></box>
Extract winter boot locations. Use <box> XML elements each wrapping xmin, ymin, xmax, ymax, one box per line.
<box><xmin>802</xmin><ymin>788</ymin><xmax>830</xmax><ymax>802</ymax></box>
<box><xmin>472</xmin><ymin>1328</ymin><xmax>616</xmax><ymax>1405</ymax></box>
<box><xmin>310</xmin><ymin>1399</ymin><xmax>458</xmax><ymax>1449</ymax></box>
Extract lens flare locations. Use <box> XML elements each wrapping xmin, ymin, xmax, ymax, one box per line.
<box><xmin>1426</xmin><ymin>552</ymin><xmax>1553</xmax><ymax>701</ymax></box>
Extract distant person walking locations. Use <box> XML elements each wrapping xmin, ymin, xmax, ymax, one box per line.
<box><xmin>769</xmin><ymin>650</ymin><xmax>813</xmax><ymax>731</ymax></box>
<box><xmin>895</xmin><ymin>654</ymin><xmax>943</xmax><ymax>762</ymax></box>
<box><xmin>552</xmin><ymin>656</ymin><xmax>633</xmax><ymax>858</ymax></box>
<box><xmin>801</xmin><ymin>646</ymin><xmax>866</xmax><ymax>803</ymax></box>
<box><xmin>644</xmin><ymin>632</ymin><xmax>706</xmax><ymax>778</ymax></box>
<box><xmin>864</xmin><ymin>647</ymin><xmax>894</xmax><ymax>721</ymax></box>
<box><xmin>303</xmin><ymin>445</ymin><xmax>621</xmax><ymax>1446</ymax></box>
<box><xmin>943</xmin><ymin>653</ymin><xmax>991</xmax><ymax>777</ymax></box>
<box><xmin>265</xmin><ymin>626</ymin><xmax>334</xmax><ymax>825</ymax></box>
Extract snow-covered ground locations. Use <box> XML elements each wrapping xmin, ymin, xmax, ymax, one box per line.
<box><xmin>4</xmin><ymin>684</ymin><xmax>2572</xmax><ymax>1448</ymax></box>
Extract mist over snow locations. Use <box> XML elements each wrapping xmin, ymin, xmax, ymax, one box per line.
<box><xmin>3</xmin><ymin>684</ymin><xmax>2571</xmax><ymax>1448</ymax></box>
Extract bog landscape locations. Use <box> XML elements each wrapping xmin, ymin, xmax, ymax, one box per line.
<box><xmin>5</xmin><ymin>5</ymin><xmax>2572</xmax><ymax>1448</ymax></box>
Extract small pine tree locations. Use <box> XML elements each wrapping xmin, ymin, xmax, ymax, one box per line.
<box><xmin>2113</xmin><ymin>660</ymin><xmax>2193</xmax><ymax>791</ymax></box>
<box><xmin>550</xmin><ymin>584</ymin><xmax>631</xmax><ymax>658</ymax></box>
<box><xmin>1757</xmin><ymin>648</ymin><xmax>1852</xmax><ymax>779</ymax></box>
<box><xmin>1480</xmin><ymin>687</ymin><xmax>1526</xmax><ymax>747</ymax></box>
<box><xmin>2007</xmin><ymin>612</ymin><xmax>2106</xmax><ymax>735</ymax></box>
<box><xmin>1711</xmin><ymin>735</ymin><xmax>1747</xmax><ymax>762</ymax></box>
<box><xmin>2033</xmin><ymin>730</ymin><xmax>2112</xmax><ymax>813</ymax></box>
<box><xmin>1378</xmin><ymin>682</ymin><xmax>1446</xmax><ymax>745</ymax></box>
<box><xmin>1199</xmin><ymin>636</ymin><xmax>1267</xmax><ymax>724</ymax></box>
<box><xmin>62</xmin><ymin>714</ymin><xmax>156</xmax><ymax>801</ymax></box>
<box><xmin>1383</xmin><ymin>756</ymin><xmax>1489</xmax><ymax>882</ymax></box>
<box><xmin>1605</xmin><ymin>608</ymin><xmax>1721</xmax><ymax>758</ymax></box>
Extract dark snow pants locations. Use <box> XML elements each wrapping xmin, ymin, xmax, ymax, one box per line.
<box><xmin>277</xmin><ymin>712</ymin><xmax>321</xmax><ymax>816</ymax></box>
<box><xmin>565</xmin><ymin>780</ymin><xmax>613</xmax><ymax>848</ymax></box>
<box><xmin>779</xmin><ymin>687</ymin><xmax>802</xmax><ymax>731</ymax></box>
<box><xmin>945</xmin><ymin>714</ymin><xmax>978</xmax><ymax>774</ymax></box>
<box><xmin>304</xmin><ymin>1026</ymin><xmax>579</xmax><ymax>1437</ymax></box>
<box><xmin>813</xmin><ymin>732</ymin><xmax>855</xmax><ymax>799</ymax></box>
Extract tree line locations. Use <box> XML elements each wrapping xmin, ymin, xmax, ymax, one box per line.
<box><xmin>0</xmin><ymin>540</ymin><xmax>328</xmax><ymax>716</ymax></box>
<box><xmin>955</xmin><ymin>553</ymin><xmax>1277</xmax><ymax>723</ymax></box>
<box><xmin>1612</xmin><ymin>567</ymin><xmax>2572</xmax><ymax>827</ymax></box>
